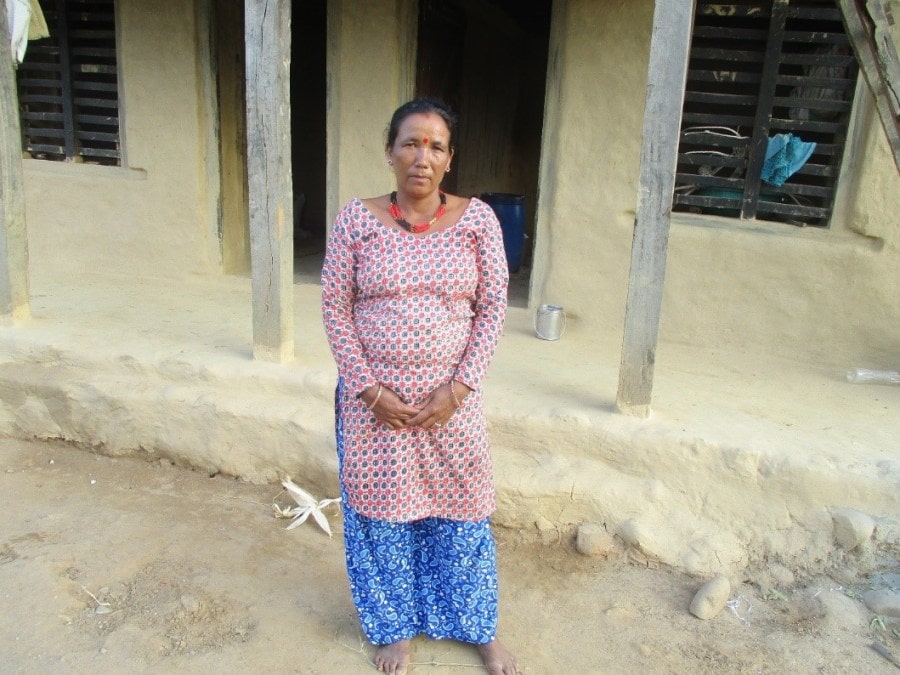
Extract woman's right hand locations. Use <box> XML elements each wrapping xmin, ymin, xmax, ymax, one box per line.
<box><xmin>362</xmin><ymin>384</ymin><xmax>421</xmax><ymax>430</ymax></box>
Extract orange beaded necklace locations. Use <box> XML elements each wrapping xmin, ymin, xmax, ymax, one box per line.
<box><xmin>389</xmin><ymin>191</ymin><xmax>447</xmax><ymax>233</ymax></box>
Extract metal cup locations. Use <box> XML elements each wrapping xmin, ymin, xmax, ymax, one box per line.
<box><xmin>534</xmin><ymin>304</ymin><xmax>566</xmax><ymax>340</ymax></box>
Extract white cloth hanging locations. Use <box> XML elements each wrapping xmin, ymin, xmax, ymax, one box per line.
<box><xmin>6</xmin><ymin>0</ymin><xmax>48</xmax><ymax>64</ymax></box>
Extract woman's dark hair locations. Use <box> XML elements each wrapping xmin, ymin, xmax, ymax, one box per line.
<box><xmin>386</xmin><ymin>98</ymin><xmax>458</xmax><ymax>150</ymax></box>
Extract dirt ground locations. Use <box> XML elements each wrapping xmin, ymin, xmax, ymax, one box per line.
<box><xmin>2</xmin><ymin>437</ymin><xmax>898</xmax><ymax>674</ymax></box>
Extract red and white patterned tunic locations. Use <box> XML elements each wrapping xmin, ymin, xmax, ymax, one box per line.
<box><xmin>321</xmin><ymin>197</ymin><xmax>508</xmax><ymax>522</ymax></box>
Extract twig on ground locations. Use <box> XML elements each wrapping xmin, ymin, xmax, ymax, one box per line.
<box><xmin>80</xmin><ymin>585</ymin><xmax>112</xmax><ymax>614</ymax></box>
<box><xmin>766</xmin><ymin>588</ymin><xmax>787</xmax><ymax>601</ymax></box>
<box><xmin>216</xmin><ymin>494</ymin><xmax>271</xmax><ymax>507</ymax></box>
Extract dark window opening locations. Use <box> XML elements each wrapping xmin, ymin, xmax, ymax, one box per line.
<box><xmin>16</xmin><ymin>0</ymin><xmax>121</xmax><ymax>166</ymax></box>
<box><xmin>673</xmin><ymin>0</ymin><xmax>859</xmax><ymax>227</ymax></box>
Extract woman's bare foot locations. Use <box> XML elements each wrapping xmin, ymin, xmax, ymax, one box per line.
<box><xmin>374</xmin><ymin>639</ymin><xmax>411</xmax><ymax>674</ymax></box>
<box><xmin>477</xmin><ymin>639</ymin><xmax>520</xmax><ymax>674</ymax></box>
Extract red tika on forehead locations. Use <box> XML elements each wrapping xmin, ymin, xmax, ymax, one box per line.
<box><xmin>423</xmin><ymin>137</ymin><xmax>429</xmax><ymax>144</ymax></box>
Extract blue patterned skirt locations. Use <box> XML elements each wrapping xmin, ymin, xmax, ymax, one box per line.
<box><xmin>336</xmin><ymin>379</ymin><xmax>498</xmax><ymax>645</ymax></box>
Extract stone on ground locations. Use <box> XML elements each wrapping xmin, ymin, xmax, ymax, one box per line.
<box><xmin>575</xmin><ymin>523</ymin><xmax>616</xmax><ymax>557</ymax></box>
<box><xmin>689</xmin><ymin>574</ymin><xmax>731</xmax><ymax>620</ymax></box>
<box><xmin>862</xmin><ymin>589</ymin><xmax>900</xmax><ymax>618</ymax></box>
<box><xmin>831</xmin><ymin>508</ymin><xmax>875</xmax><ymax>550</ymax></box>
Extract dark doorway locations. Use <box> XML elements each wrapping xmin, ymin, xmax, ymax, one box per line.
<box><xmin>213</xmin><ymin>1</ymin><xmax>327</xmax><ymax>274</ymax></box>
<box><xmin>291</xmin><ymin>0</ymin><xmax>328</xmax><ymax>258</ymax></box>
<box><xmin>214</xmin><ymin>0</ymin><xmax>249</xmax><ymax>274</ymax></box>
<box><xmin>417</xmin><ymin>0</ymin><xmax>551</xmax><ymax>298</ymax></box>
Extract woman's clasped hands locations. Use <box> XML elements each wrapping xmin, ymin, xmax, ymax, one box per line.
<box><xmin>362</xmin><ymin>381</ymin><xmax>471</xmax><ymax>430</ymax></box>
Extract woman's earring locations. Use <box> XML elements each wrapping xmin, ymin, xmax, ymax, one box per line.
<box><xmin>445</xmin><ymin>165</ymin><xmax>451</xmax><ymax>173</ymax></box>
<box><xmin>387</xmin><ymin>160</ymin><xmax>394</xmax><ymax>166</ymax></box>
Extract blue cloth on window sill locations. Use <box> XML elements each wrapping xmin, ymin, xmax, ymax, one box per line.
<box><xmin>761</xmin><ymin>133</ymin><xmax>816</xmax><ymax>187</ymax></box>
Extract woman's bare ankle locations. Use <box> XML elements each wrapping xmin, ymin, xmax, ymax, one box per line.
<box><xmin>374</xmin><ymin>639</ymin><xmax>411</xmax><ymax>675</ymax></box>
<box><xmin>477</xmin><ymin>639</ymin><xmax>520</xmax><ymax>674</ymax></box>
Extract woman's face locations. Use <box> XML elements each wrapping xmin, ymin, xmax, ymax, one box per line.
<box><xmin>386</xmin><ymin>112</ymin><xmax>454</xmax><ymax>198</ymax></box>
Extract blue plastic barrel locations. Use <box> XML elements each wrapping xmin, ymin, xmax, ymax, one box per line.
<box><xmin>480</xmin><ymin>192</ymin><xmax>525</xmax><ymax>273</ymax></box>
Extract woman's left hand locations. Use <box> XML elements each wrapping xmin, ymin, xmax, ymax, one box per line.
<box><xmin>408</xmin><ymin>381</ymin><xmax>470</xmax><ymax>429</ymax></box>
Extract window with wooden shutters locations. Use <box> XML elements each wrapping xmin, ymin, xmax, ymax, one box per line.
<box><xmin>16</xmin><ymin>0</ymin><xmax>121</xmax><ymax>166</ymax></box>
<box><xmin>673</xmin><ymin>0</ymin><xmax>860</xmax><ymax>227</ymax></box>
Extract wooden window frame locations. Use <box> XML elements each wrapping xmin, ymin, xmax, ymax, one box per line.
<box><xmin>16</xmin><ymin>0</ymin><xmax>121</xmax><ymax>166</ymax></box>
<box><xmin>673</xmin><ymin>0</ymin><xmax>860</xmax><ymax>227</ymax></box>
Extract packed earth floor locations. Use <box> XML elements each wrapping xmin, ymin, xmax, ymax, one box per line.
<box><xmin>2</xmin><ymin>438</ymin><xmax>899</xmax><ymax>674</ymax></box>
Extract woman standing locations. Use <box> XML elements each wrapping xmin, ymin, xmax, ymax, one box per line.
<box><xmin>321</xmin><ymin>98</ymin><xmax>519</xmax><ymax>675</ymax></box>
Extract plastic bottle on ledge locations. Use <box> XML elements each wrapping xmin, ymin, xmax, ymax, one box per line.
<box><xmin>846</xmin><ymin>368</ymin><xmax>900</xmax><ymax>385</ymax></box>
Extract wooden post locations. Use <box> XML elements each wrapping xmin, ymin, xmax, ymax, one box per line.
<box><xmin>616</xmin><ymin>0</ymin><xmax>694</xmax><ymax>418</ymax></box>
<box><xmin>741</xmin><ymin>0</ymin><xmax>789</xmax><ymax>220</ymax></box>
<box><xmin>0</xmin><ymin>0</ymin><xmax>31</xmax><ymax>321</ymax></box>
<box><xmin>838</xmin><ymin>0</ymin><xmax>900</xmax><ymax>174</ymax></box>
<box><xmin>245</xmin><ymin>0</ymin><xmax>294</xmax><ymax>362</ymax></box>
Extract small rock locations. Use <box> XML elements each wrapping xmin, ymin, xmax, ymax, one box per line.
<box><xmin>180</xmin><ymin>595</ymin><xmax>201</xmax><ymax>614</ymax></box>
<box><xmin>618</xmin><ymin>519</ymin><xmax>644</xmax><ymax>549</ymax></box>
<box><xmin>604</xmin><ymin>605</ymin><xmax>635</xmax><ymax>621</ymax></box>
<box><xmin>534</xmin><ymin>515</ymin><xmax>555</xmax><ymax>532</ymax></box>
<box><xmin>818</xmin><ymin>587</ymin><xmax>868</xmax><ymax>633</ymax></box>
<box><xmin>690</xmin><ymin>574</ymin><xmax>731</xmax><ymax>620</ymax></box>
<box><xmin>862</xmin><ymin>589</ymin><xmax>900</xmax><ymax>618</ymax></box>
<box><xmin>534</xmin><ymin>516</ymin><xmax>559</xmax><ymax>545</ymax></box>
<box><xmin>638</xmin><ymin>643</ymin><xmax>655</xmax><ymax>658</ymax></box>
<box><xmin>828</xmin><ymin>566</ymin><xmax>859</xmax><ymax>588</ymax></box>
<box><xmin>575</xmin><ymin>523</ymin><xmax>616</xmax><ymax>557</ymax></box>
<box><xmin>619</xmin><ymin>521</ymin><xmax>655</xmax><ymax>563</ymax></box>
<box><xmin>769</xmin><ymin>563</ymin><xmax>794</xmax><ymax>588</ymax></box>
<box><xmin>831</xmin><ymin>508</ymin><xmax>875</xmax><ymax>550</ymax></box>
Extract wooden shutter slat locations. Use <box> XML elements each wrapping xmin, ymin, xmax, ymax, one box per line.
<box><xmin>22</xmin><ymin>111</ymin><xmax>66</xmax><ymax>122</ymax></box>
<box><xmin>22</xmin><ymin>127</ymin><xmax>65</xmax><ymax>138</ymax></box>
<box><xmin>74</xmin><ymin>97</ymin><xmax>118</xmax><ymax>108</ymax></box>
<box><xmin>79</xmin><ymin>148</ymin><xmax>119</xmax><ymax>159</ymax></box>
<box><xmin>72</xmin><ymin>80</ymin><xmax>118</xmax><ymax>92</ymax></box>
<box><xmin>681</xmin><ymin>112</ymin><xmax>757</xmax><ymax>126</ymax></box>
<box><xmin>684</xmin><ymin>91</ymin><xmax>760</xmax><ymax>105</ymax></box>
<box><xmin>692</xmin><ymin>47</ymin><xmax>768</xmax><ymax>62</ymax></box>
<box><xmin>76</xmin><ymin>130</ymin><xmax>118</xmax><ymax>142</ymax></box>
<box><xmin>75</xmin><ymin>114</ymin><xmax>117</xmax><ymax>125</ymax></box>
<box><xmin>698</xmin><ymin>3</ymin><xmax>772</xmax><ymax>19</ymax></box>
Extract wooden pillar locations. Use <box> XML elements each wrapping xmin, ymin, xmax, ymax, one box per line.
<box><xmin>616</xmin><ymin>0</ymin><xmax>694</xmax><ymax>417</ymax></box>
<box><xmin>838</xmin><ymin>0</ymin><xmax>900</xmax><ymax>174</ymax></box>
<box><xmin>245</xmin><ymin>0</ymin><xmax>294</xmax><ymax>362</ymax></box>
<box><xmin>0</xmin><ymin>0</ymin><xmax>31</xmax><ymax>321</ymax></box>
